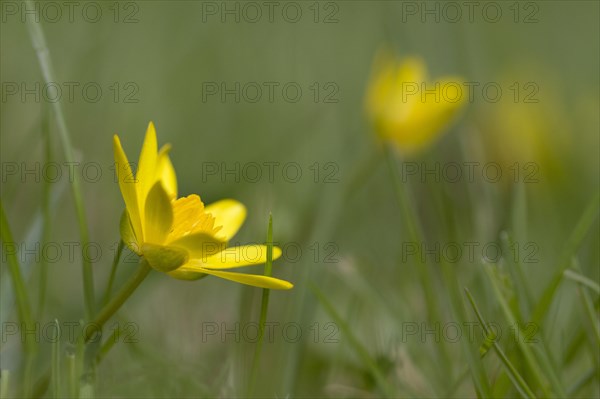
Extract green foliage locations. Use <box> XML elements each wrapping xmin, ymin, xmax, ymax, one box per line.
<box><xmin>1</xmin><ymin>2</ymin><xmax>599</xmax><ymax>398</ymax></box>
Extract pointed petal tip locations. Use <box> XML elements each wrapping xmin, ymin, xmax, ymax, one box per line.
<box><xmin>143</xmin><ymin>121</ymin><xmax>158</xmax><ymax>147</ymax></box>
<box><xmin>159</xmin><ymin>143</ymin><xmax>172</xmax><ymax>154</ymax></box>
<box><xmin>147</xmin><ymin>122</ymin><xmax>157</xmax><ymax>137</ymax></box>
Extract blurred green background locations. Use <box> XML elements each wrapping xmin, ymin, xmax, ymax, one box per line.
<box><xmin>1</xmin><ymin>1</ymin><xmax>599</xmax><ymax>397</ymax></box>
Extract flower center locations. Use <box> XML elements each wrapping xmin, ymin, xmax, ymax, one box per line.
<box><xmin>166</xmin><ymin>194</ymin><xmax>222</xmax><ymax>242</ymax></box>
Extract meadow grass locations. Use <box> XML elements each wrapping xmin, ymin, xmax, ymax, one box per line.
<box><xmin>1</xmin><ymin>2</ymin><xmax>599</xmax><ymax>398</ymax></box>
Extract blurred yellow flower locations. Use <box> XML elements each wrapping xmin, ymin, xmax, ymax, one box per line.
<box><xmin>366</xmin><ymin>53</ymin><xmax>466</xmax><ymax>154</ymax></box>
<box><xmin>479</xmin><ymin>70</ymin><xmax>570</xmax><ymax>185</ymax></box>
<box><xmin>113</xmin><ymin>122</ymin><xmax>292</xmax><ymax>290</ymax></box>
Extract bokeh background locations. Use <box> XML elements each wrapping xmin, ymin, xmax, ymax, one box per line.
<box><xmin>1</xmin><ymin>1</ymin><xmax>599</xmax><ymax>397</ymax></box>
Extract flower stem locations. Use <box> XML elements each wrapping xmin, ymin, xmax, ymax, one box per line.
<box><xmin>103</xmin><ymin>240</ymin><xmax>125</xmax><ymax>307</ymax></box>
<box><xmin>32</xmin><ymin>259</ymin><xmax>152</xmax><ymax>398</ymax></box>
<box><xmin>383</xmin><ymin>145</ymin><xmax>441</xmax><ymax>323</ymax></box>
<box><xmin>383</xmin><ymin>145</ymin><xmax>452</xmax><ymax>388</ymax></box>
<box><xmin>84</xmin><ymin>259</ymin><xmax>152</xmax><ymax>342</ymax></box>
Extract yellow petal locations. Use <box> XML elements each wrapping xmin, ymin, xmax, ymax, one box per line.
<box><xmin>386</xmin><ymin>75</ymin><xmax>465</xmax><ymax>154</ymax></box>
<box><xmin>396</xmin><ymin>57</ymin><xmax>427</xmax><ymax>86</ymax></box>
<box><xmin>144</xmin><ymin>182</ymin><xmax>173</xmax><ymax>244</ymax></box>
<box><xmin>204</xmin><ymin>199</ymin><xmax>247</xmax><ymax>240</ymax></box>
<box><xmin>200</xmin><ymin>245</ymin><xmax>282</xmax><ymax>269</ymax></box>
<box><xmin>113</xmin><ymin>135</ymin><xmax>142</xmax><ymax>240</ymax></box>
<box><xmin>173</xmin><ymin>265</ymin><xmax>293</xmax><ymax>289</ymax></box>
<box><xmin>168</xmin><ymin>232</ymin><xmax>226</xmax><ymax>259</ymax></box>
<box><xmin>136</xmin><ymin>122</ymin><xmax>158</xmax><ymax>219</ymax></box>
<box><xmin>166</xmin><ymin>269</ymin><xmax>208</xmax><ymax>281</ymax></box>
<box><xmin>367</xmin><ymin>52</ymin><xmax>426</xmax><ymax>126</ymax></box>
<box><xmin>141</xmin><ymin>243</ymin><xmax>188</xmax><ymax>272</ymax></box>
<box><xmin>156</xmin><ymin>144</ymin><xmax>177</xmax><ymax>199</ymax></box>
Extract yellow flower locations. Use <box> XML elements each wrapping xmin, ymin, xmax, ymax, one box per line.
<box><xmin>366</xmin><ymin>52</ymin><xmax>466</xmax><ymax>154</ymax></box>
<box><xmin>113</xmin><ymin>122</ymin><xmax>292</xmax><ymax>290</ymax></box>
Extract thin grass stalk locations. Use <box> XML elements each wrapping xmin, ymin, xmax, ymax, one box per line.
<box><xmin>32</xmin><ymin>259</ymin><xmax>152</xmax><ymax>398</ymax></box>
<box><xmin>51</xmin><ymin>320</ymin><xmax>60</xmax><ymax>399</ymax></box>
<box><xmin>383</xmin><ymin>146</ymin><xmax>441</xmax><ymax>319</ymax></box>
<box><xmin>67</xmin><ymin>347</ymin><xmax>78</xmax><ymax>399</ymax></box>
<box><xmin>94</xmin><ymin>327</ymin><xmax>121</xmax><ymax>365</ymax></box>
<box><xmin>24</xmin><ymin>1</ymin><xmax>95</xmax><ymax>319</ymax></box>
<box><xmin>383</xmin><ymin>145</ymin><xmax>450</xmax><ymax>373</ymax></box>
<box><xmin>103</xmin><ymin>240</ymin><xmax>125</xmax><ymax>307</ymax></box>
<box><xmin>0</xmin><ymin>370</ymin><xmax>10</xmax><ymax>398</ymax></box>
<box><xmin>571</xmin><ymin>259</ymin><xmax>600</xmax><ymax>346</ymax></box>
<box><xmin>311</xmin><ymin>284</ymin><xmax>396</xmax><ymax>398</ymax></box>
<box><xmin>566</xmin><ymin>367</ymin><xmax>596</xmax><ymax>396</ymax></box>
<box><xmin>37</xmin><ymin>103</ymin><xmax>52</xmax><ymax>320</ymax></box>
<box><xmin>248</xmin><ymin>214</ymin><xmax>274</xmax><ymax>395</ymax></box>
<box><xmin>483</xmin><ymin>264</ymin><xmax>560</xmax><ymax>397</ymax></box>
<box><xmin>564</xmin><ymin>269</ymin><xmax>600</xmax><ymax>295</ymax></box>
<box><xmin>464</xmin><ymin>289</ymin><xmax>537</xmax><ymax>399</ymax></box>
<box><xmin>0</xmin><ymin>200</ymin><xmax>37</xmax><ymax>396</ymax></box>
<box><xmin>532</xmin><ymin>191</ymin><xmax>600</xmax><ymax>325</ymax></box>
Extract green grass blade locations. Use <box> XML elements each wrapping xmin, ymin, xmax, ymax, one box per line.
<box><xmin>51</xmin><ymin>319</ymin><xmax>61</xmax><ymax>399</ymax></box>
<box><xmin>562</xmin><ymin>329</ymin><xmax>587</xmax><ymax>366</ymax></box>
<box><xmin>579</xmin><ymin>284</ymin><xmax>600</xmax><ymax>345</ymax></box>
<box><xmin>570</xmin><ymin>259</ymin><xmax>600</xmax><ymax>345</ymax></box>
<box><xmin>25</xmin><ymin>1</ymin><xmax>95</xmax><ymax>320</ymax></box>
<box><xmin>483</xmin><ymin>264</ymin><xmax>563</xmax><ymax>397</ymax></box>
<box><xmin>0</xmin><ymin>369</ymin><xmax>10</xmax><ymax>399</ymax></box>
<box><xmin>506</xmin><ymin>181</ymin><xmax>535</xmax><ymax>317</ymax></box>
<box><xmin>33</xmin><ymin>261</ymin><xmax>151</xmax><ymax>398</ymax></box>
<box><xmin>383</xmin><ymin>145</ymin><xmax>449</xmax><ymax>376</ymax></box>
<box><xmin>452</xmin><ymin>286</ymin><xmax>493</xmax><ymax>397</ymax></box>
<box><xmin>249</xmin><ymin>214</ymin><xmax>274</xmax><ymax>395</ymax></box>
<box><xmin>0</xmin><ymin>199</ymin><xmax>37</xmax><ymax>395</ymax></box>
<box><xmin>464</xmin><ymin>288</ymin><xmax>537</xmax><ymax>399</ymax></box>
<box><xmin>438</xmin><ymin>259</ymin><xmax>492</xmax><ymax>397</ymax></box>
<box><xmin>510</xmin><ymin>182</ymin><xmax>536</xmax><ymax>319</ymax></box>
<box><xmin>264</xmin><ymin>214</ymin><xmax>274</xmax><ymax>277</ymax></box>
<box><xmin>83</xmin><ymin>259</ymin><xmax>151</xmax><ymax>343</ymax></box>
<box><xmin>102</xmin><ymin>240</ymin><xmax>125</xmax><ymax>307</ymax></box>
<box><xmin>0</xmin><ymin>177</ymin><xmax>67</xmax><ymax>329</ymax></box>
<box><xmin>67</xmin><ymin>347</ymin><xmax>77</xmax><ymax>399</ymax></box>
<box><xmin>566</xmin><ymin>367</ymin><xmax>596</xmax><ymax>396</ymax></box>
<box><xmin>37</xmin><ymin>103</ymin><xmax>52</xmax><ymax>320</ymax></box>
<box><xmin>0</xmin><ymin>200</ymin><xmax>34</xmax><ymax>333</ymax></box>
<box><xmin>502</xmin><ymin>232</ymin><xmax>534</xmax><ymax>318</ymax></box>
<box><xmin>311</xmin><ymin>283</ymin><xmax>396</xmax><ymax>398</ymax></box>
<box><xmin>532</xmin><ymin>191</ymin><xmax>600</xmax><ymax>325</ymax></box>
<box><xmin>95</xmin><ymin>327</ymin><xmax>121</xmax><ymax>366</ymax></box>
<box><xmin>564</xmin><ymin>269</ymin><xmax>600</xmax><ymax>295</ymax></box>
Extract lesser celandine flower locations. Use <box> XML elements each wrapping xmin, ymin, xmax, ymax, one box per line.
<box><xmin>113</xmin><ymin>122</ymin><xmax>292</xmax><ymax>290</ymax></box>
<box><xmin>366</xmin><ymin>52</ymin><xmax>466</xmax><ymax>154</ymax></box>
<box><xmin>482</xmin><ymin>81</ymin><xmax>568</xmax><ymax>184</ymax></box>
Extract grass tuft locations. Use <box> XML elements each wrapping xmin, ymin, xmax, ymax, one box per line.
<box><xmin>249</xmin><ymin>213</ymin><xmax>275</xmax><ymax>395</ymax></box>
